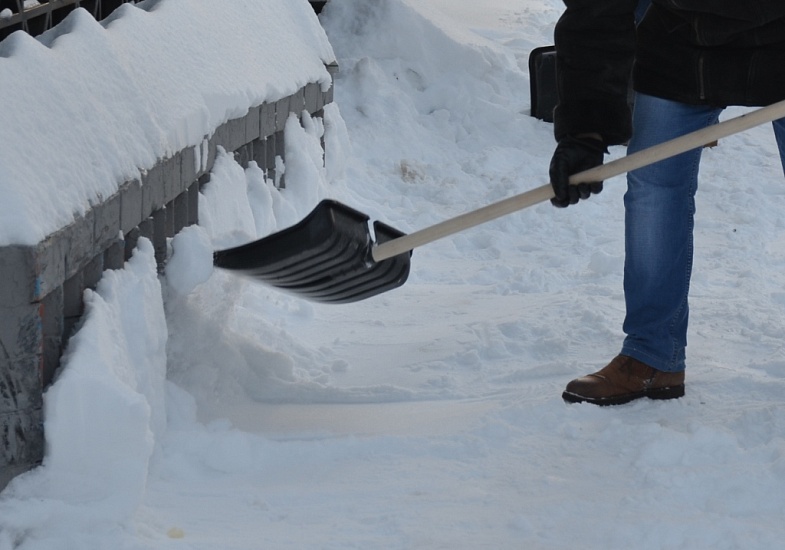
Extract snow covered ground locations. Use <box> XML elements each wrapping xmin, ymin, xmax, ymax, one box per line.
<box><xmin>3</xmin><ymin>0</ymin><xmax>785</xmax><ymax>548</ymax></box>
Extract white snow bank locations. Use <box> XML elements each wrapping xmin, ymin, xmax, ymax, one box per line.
<box><xmin>0</xmin><ymin>0</ymin><xmax>335</xmax><ymax>246</ymax></box>
<box><xmin>165</xmin><ymin>224</ymin><xmax>214</xmax><ymax>296</ymax></box>
<box><xmin>0</xmin><ymin>239</ymin><xmax>166</xmax><ymax>546</ymax></box>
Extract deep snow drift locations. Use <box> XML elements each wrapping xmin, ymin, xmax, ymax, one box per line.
<box><xmin>2</xmin><ymin>0</ymin><xmax>785</xmax><ymax>549</ymax></box>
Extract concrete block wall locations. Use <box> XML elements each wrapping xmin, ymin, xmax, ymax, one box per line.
<box><xmin>0</xmin><ymin>68</ymin><xmax>337</xmax><ymax>490</ymax></box>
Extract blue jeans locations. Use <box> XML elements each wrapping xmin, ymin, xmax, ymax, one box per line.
<box><xmin>620</xmin><ymin>93</ymin><xmax>785</xmax><ymax>372</ymax></box>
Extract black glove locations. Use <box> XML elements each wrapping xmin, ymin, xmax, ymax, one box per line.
<box><xmin>549</xmin><ymin>135</ymin><xmax>607</xmax><ymax>208</ymax></box>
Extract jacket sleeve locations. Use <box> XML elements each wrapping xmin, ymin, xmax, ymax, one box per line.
<box><xmin>552</xmin><ymin>0</ymin><xmax>638</xmax><ymax>145</ymax></box>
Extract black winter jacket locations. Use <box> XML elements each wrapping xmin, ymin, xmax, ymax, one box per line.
<box><xmin>553</xmin><ymin>0</ymin><xmax>785</xmax><ymax>145</ymax></box>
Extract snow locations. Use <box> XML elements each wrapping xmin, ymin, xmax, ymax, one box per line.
<box><xmin>2</xmin><ymin>0</ymin><xmax>785</xmax><ymax>548</ymax></box>
<box><xmin>0</xmin><ymin>0</ymin><xmax>334</xmax><ymax>246</ymax></box>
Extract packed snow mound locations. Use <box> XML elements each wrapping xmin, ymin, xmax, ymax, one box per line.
<box><xmin>0</xmin><ymin>239</ymin><xmax>166</xmax><ymax>540</ymax></box>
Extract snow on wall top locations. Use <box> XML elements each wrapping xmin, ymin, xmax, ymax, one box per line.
<box><xmin>0</xmin><ymin>0</ymin><xmax>336</xmax><ymax>246</ymax></box>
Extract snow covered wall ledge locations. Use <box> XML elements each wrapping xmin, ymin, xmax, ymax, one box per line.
<box><xmin>0</xmin><ymin>0</ymin><xmax>336</xmax><ymax>488</ymax></box>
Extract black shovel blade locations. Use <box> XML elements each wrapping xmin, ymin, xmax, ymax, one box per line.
<box><xmin>212</xmin><ymin>200</ymin><xmax>411</xmax><ymax>304</ymax></box>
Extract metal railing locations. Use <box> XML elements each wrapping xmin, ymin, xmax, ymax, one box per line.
<box><xmin>0</xmin><ymin>1</ymin><xmax>328</xmax><ymax>41</ymax></box>
<box><xmin>0</xmin><ymin>0</ymin><xmax>133</xmax><ymax>40</ymax></box>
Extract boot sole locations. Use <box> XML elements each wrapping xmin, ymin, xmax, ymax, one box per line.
<box><xmin>562</xmin><ymin>384</ymin><xmax>685</xmax><ymax>406</ymax></box>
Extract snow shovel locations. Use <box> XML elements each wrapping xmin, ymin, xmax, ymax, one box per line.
<box><xmin>214</xmin><ymin>99</ymin><xmax>785</xmax><ymax>304</ymax></box>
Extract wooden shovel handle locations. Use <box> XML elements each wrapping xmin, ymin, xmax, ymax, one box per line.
<box><xmin>372</xmin><ymin>99</ymin><xmax>785</xmax><ymax>262</ymax></box>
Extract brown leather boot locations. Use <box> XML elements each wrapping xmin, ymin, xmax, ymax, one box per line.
<box><xmin>562</xmin><ymin>355</ymin><xmax>685</xmax><ymax>406</ymax></box>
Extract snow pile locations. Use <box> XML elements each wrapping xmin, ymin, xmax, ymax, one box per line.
<box><xmin>0</xmin><ymin>239</ymin><xmax>166</xmax><ymax>547</ymax></box>
<box><xmin>0</xmin><ymin>0</ymin><xmax>335</xmax><ymax>245</ymax></box>
<box><xmin>164</xmin><ymin>225</ymin><xmax>213</xmax><ymax>296</ymax></box>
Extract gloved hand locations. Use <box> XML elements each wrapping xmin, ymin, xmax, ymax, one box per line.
<box><xmin>549</xmin><ymin>135</ymin><xmax>607</xmax><ymax>208</ymax></box>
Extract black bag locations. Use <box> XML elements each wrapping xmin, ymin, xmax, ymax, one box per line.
<box><xmin>528</xmin><ymin>45</ymin><xmax>557</xmax><ymax>123</ymax></box>
<box><xmin>528</xmin><ymin>44</ymin><xmax>636</xmax><ymax>125</ymax></box>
